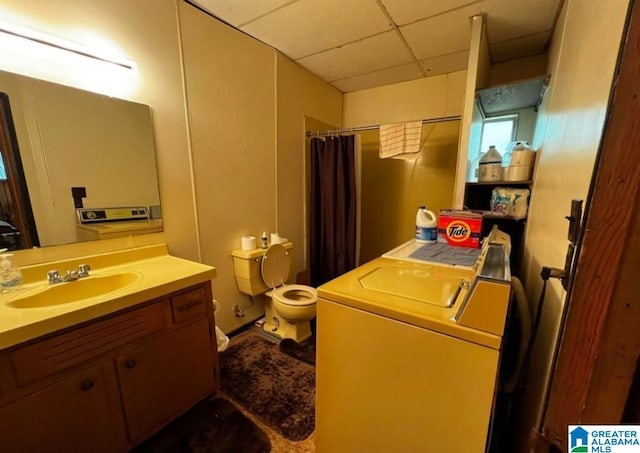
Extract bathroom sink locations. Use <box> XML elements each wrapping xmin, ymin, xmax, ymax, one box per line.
<box><xmin>7</xmin><ymin>272</ymin><xmax>141</xmax><ymax>308</ymax></box>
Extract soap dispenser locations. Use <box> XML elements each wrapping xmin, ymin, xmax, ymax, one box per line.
<box><xmin>0</xmin><ymin>252</ymin><xmax>23</xmax><ymax>292</ymax></box>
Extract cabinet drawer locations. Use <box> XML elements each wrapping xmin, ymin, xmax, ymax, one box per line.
<box><xmin>11</xmin><ymin>303</ymin><xmax>166</xmax><ymax>385</ymax></box>
<box><xmin>171</xmin><ymin>287</ymin><xmax>207</xmax><ymax>323</ymax></box>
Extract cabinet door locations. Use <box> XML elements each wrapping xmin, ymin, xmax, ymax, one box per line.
<box><xmin>0</xmin><ymin>363</ymin><xmax>127</xmax><ymax>453</ymax></box>
<box><xmin>115</xmin><ymin>318</ymin><xmax>215</xmax><ymax>444</ymax></box>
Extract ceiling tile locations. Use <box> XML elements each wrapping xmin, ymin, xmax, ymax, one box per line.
<box><xmin>490</xmin><ymin>31</ymin><xmax>551</xmax><ymax>62</ymax></box>
<box><xmin>241</xmin><ymin>0</ymin><xmax>392</xmax><ymax>59</ymax></box>
<box><xmin>193</xmin><ymin>0</ymin><xmax>562</xmax><ymax>92</ymax></box>
<box><xmin>483</xmin><ymin>0</ymin><xmax>561</xmax><ymax>43</ymax></box>
<box><xmin>419</xmin><ymin>50</ymin><xmax>469</xmax><ymax>76</ymax></box>
<box><xmin>295</xmin><ymin>31</ymin><xmax>415</xmax><ymax>82</ymax></box>
<box><xmin>331</xmin><ymin>63</ymin><xmax>425</xmax><ymax>93</ymax></box>
<box><xmin>381</xmin><ymin>0</ymin><xmax>485</xmax><ymax>26</ymax></box>
<box><xmin>191</xmin><ymin>0</ymin><xmax>294</xmax><ymax>26</ymax></box>
<box><xmin>400</xmin><ymin>4</ymin><xmax>482</xmax><ymax>60</ymax></box>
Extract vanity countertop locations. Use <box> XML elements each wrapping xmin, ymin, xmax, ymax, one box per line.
<box><xmin>0</xmin><ymin>244</ymin><xmax>216</xmax><ymax>350</ymax></box>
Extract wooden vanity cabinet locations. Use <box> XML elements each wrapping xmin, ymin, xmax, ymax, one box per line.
<box><xmin>116</xmin><ymin>317</ymin><xmax>214</xmax><ymax>444</ymax></box>
<box><xmin>0</xmin><ymin>281</ymin><xmax>220</xmax><ymax>452</ymax></box>
<box><xmin>0</xmin><ymin>362</ymin><xmax>127</xmax><ymax>452</ymax></box>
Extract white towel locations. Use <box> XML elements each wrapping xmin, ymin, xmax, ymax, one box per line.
<box><xmin>378</xmin><ymin>121</ymin><xmax>423</xmax><ymax>159</ymax></box>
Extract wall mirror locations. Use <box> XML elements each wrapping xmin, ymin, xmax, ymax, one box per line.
<box><xmin>0</xmin><ymin>69</ymin><xmax>161</xmax><ymax>250</ymax></box>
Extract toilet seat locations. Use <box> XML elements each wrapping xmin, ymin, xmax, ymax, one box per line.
<box><xmin>272</xmin><ymin>284</ymin><xmax>317</xmax><ymax>306</ymax></box>
<box><xmin>261</xmin><ymin>244</ymin><xmax>317</xmax><ymax>307</ymax></box>
<box><xmin>261</xmin><ymin>244</ymin><xmax>290</xmax><ymax>288</ymax></box>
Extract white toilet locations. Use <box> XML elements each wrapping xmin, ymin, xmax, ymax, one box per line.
<box><xmin>232</xmin><ymin>242</ymin><xmax>317</xmax><ymax>342</ymax></box>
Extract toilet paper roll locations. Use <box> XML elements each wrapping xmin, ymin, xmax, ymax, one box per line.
<box><xmin>241</xmin><ymin>236</ymin><xmax>256</xmax><ymax>250</ymax></box>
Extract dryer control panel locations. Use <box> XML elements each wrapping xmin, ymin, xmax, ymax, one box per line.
<box><xmin>77</xmin><ymin>207</ymin><xmax>149</xmax><ymax>224</ymax></box>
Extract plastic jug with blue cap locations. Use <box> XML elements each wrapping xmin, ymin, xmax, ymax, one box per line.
<box><xmin>415</xmin><ymin>206</ymin><xmax>437</xmax><ymax>243</ymax></box>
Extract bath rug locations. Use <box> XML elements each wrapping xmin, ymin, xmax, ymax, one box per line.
<box><xmin>220</xmin><ymin>332</ymin><xmax>315</xmax><ymax>441</ymax></box>
<box><xmin>279</xmin><ymin>337</ymin><xmax>316</xmax><ymax>366</ymax></box>
<box><xmin>134</xmin><ymin>397</ymin><xmax>271</xmax><ymax>453</ymax></box>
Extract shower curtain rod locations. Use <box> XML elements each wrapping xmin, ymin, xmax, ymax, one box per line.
<box><xmin>306</xmin><ymin>115</ymin><xmax>461</xmax><ymax>138</ymax></box>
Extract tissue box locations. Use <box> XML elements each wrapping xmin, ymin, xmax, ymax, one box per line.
<box><xmin>437</xmin><ymin>210</ymin><xmax>483</xmax><ymax>248</ymax></box>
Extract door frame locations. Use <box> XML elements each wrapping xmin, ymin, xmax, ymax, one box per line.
<box><xmin>535</xmin><ymin>0</ymin><xmax>640</xmax><ymax>449</ymax></box>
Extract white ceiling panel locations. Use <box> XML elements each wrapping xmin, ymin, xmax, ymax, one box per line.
<box><xmin>490</xmin><ymin>31</ymin><xmax>551</xmax><ymax>62</ymax></box>
<box><xmin>191</xmin><ymin>0</ymin><xmax>561</xmax><ymax>92</ymax></box>
<box><xmin>381</xmin><ymin>0</ymin><xmax>485</xmax><ymax>26</ymax></box>
<box><xmin>484</xmin><ymin>0</ymin><xmax>561</xmax><ymax>43</ymax></box>
<box><xmin>241</xmin><ymin>0</ymin><xmax>392</xmax><ymax>59</ymax></box>
<box><xmin>331</xmin><ymin>62</ymin><xmax>424</xmax><ymax>93</ymax></box>
<box><xmin>420</xmin><ymin>50</ymin><xmax>470</xmax><ymax>77</ymax></box>
<box><xmin>400</xmin><ymin>4</ymin><xmax>482</xmax><ymax>60</ymax></box>
<box><xmin>192</xmin><ymin>0</ymin><xmax>294</xmax><ymax>27</ymax></box>
<box><xmin>295</xmin><ymin>31</ymin><xmax>414</xmax><ymax>82</ymax></box>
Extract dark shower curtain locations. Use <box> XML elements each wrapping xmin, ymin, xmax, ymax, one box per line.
<box><xmin>309</xmin><ymin>135</ymin><xmax>357</xmax><ymax>287</ymax></box>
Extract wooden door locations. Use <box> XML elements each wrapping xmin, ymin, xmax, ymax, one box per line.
<box><xmin>115</xmin><ymin>318</ymin><xmax>215</xmax><ymax>445</ymax></box>
<box><xmin>0</xmin><ymin>94</ymin><xmax>39</xmax><ymax>248</ymax></box>
<box><xmin>0</xmin><ymin>363</ymin><xmax>127</xmax><ymax>453</ymax></box>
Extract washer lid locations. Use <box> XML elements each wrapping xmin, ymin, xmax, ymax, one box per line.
<box><xmin>261</xmin><ymin>244</ymin><xmax>290</xmax><ymax>288</ymax></box>
<box><xmin>359</xmin><ymin>266</ymin><xmax>465</xmax><ymax>308</ymax></box>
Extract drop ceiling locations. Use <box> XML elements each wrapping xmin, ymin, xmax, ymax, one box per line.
<box><xmin>191</xmin><ymin>0</ymin><xmax>562</xmax><ymax>93</ymax></box>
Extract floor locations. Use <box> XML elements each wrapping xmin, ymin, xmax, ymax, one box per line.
<box><xmin>222</xmin><ymin>326</ymin><xmax>316</xmax><ymax>453</ymax></box>
<box><xmin>220</xmin><ymin>390</ymin><xmax>315</xmax><ymax>453</ymax></box>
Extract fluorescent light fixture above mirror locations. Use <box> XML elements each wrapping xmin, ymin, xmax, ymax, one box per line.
<box><xmin>0</xmin><ymin>20</ymin><xmax>135</xmax><ymax>70</ymax></box>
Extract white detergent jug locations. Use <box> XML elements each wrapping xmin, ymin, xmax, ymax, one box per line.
<box><xmin>415</xmin><ymin>206</ymin><xmax>437</xmax><ymax>243</ymax></box>
<box><xmin>478</xmin><ymin>145</ymin><xmax>503</xmax><ymax>182</ymax></box>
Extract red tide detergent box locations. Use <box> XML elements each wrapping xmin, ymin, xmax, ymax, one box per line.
<box><xmin>437</xmin><ymin>210</ymin><xmax>483</xmax><ymax>248</ymax></box>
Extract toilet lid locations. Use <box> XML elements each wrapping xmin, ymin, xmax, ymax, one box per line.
<box><xmin>273</xmin><ymin>284</ymin><xmax>317</xmax><ymax>306</ymax></box>
<box><xmin>261</xmin><ymin>244</ymin><xmax>290</xmax><ymax>288</ymax></box>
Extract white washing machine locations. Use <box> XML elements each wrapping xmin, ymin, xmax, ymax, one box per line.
<box><xmin>316</xmin><ymin>228</ymin><xmax>513</xmax><ymax>452</ymax></box>
<box><xmin>76</xmin><ymin>207</ymin><xmax>163</xmax><ymax>242</ymax></box>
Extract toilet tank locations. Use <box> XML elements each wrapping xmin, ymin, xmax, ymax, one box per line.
<box><xmin>231</xmin><ymin>242</ymin><xmax>293</xmax><ymax>296</ymax></box>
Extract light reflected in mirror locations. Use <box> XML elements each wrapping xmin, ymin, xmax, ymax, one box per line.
<box><xmin>0</xmin><ymin>69</ymin><xmax>161</xmax><ymax>250</ymax></box>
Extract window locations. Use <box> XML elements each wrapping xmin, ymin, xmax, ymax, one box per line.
<box><xmin>0</xmin><ymin>151</ymin><xmax>6</xmax><ymax>180</ymax></box>
<box><xmin>0</xmin><ymin>151</ymin><xmax>7</xmax><ymax>181</ymax></box>
<box><xmin>479</xmin><ymin>115</ymin><xmax>517</xmax><ymax>156</ymax></box>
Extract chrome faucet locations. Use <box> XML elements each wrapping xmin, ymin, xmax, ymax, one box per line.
<box><xmin>77</xmin><ymin>264</ymin><xmax>91</xmax><ymax>277</ymax></box>
<box><xmin>47</xmin><ymin>264</ymin><xmax>91</xmax><ymax>284</ymax></box>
